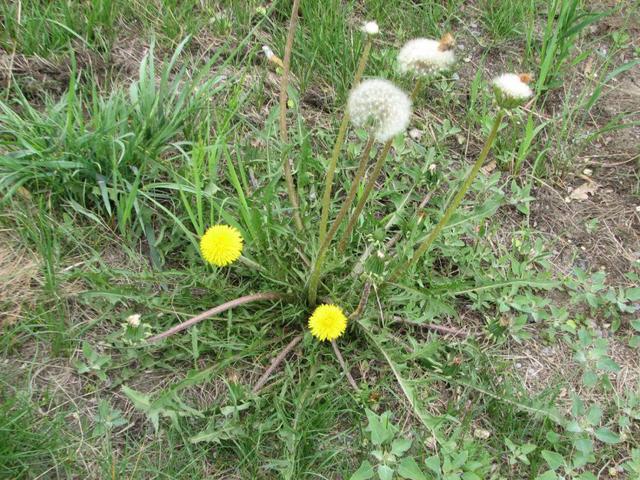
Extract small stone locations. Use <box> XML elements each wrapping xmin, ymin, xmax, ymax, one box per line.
<box><xmin>409</xmin><ymin>128</ymin><xmax>423</xmax><ymax>141</ymax></box>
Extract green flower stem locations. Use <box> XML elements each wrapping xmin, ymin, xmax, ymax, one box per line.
<box><xmin>410</xmin><ymin>77</ymin><xmax>423</xmax><ymax>101</ymax></box>
<box><xmin>336</xmin><ymin>138</ymin><xmax>393</xmax><ymax>253</ymax></box>
<box><xmin>279</xmin><ymin>0</ymin><xmax>303</xmax><ymax>231</ymax></box>
<box><xmin>318</xmin><ymin>37</ymin><xmax>373</xmax><ymax>244</ymax></box>
<box><xmin>308</xmin><ymin>136</ymin><xmax>376</xmax><ymax>305</ymax></box>
<box><xmin>387</xmin><ymin>109</ymin><xmax>506</xmax><ymax>283</ymax></box>
<box><xmin>335</xmin><ymin>78</ymin><xmax>425</xmax><ymax>254</ymax></box>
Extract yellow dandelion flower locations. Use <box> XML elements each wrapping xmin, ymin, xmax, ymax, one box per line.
<box><xmin>200</xmin><ymin>225</ymin><xmax>243</xmax><ymax>267</ymax></box>
<box><xmin>308</xmin><ymin>304</ymin><xmax>347</xmax><ymax>342</ymax></box>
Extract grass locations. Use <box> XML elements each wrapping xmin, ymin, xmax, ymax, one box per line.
<box><xmin>1</xmin><ymin>0</ymin><xmax>639</xmax><ymax>478</ymax></box>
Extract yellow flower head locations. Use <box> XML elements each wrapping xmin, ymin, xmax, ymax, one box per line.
<box><xmin>200</xmin><ymin>224</ymin><xmax>243</xmax><ymax>267</ymax></box>
<box><xmin>308</xmin><ymin>304</ymin><xmax>347</xmax><ymax>342</ymax></box>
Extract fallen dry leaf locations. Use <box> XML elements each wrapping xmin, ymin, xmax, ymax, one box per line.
<box><xmin>568</xmin><ymin>182</ymin><xmax>599</xmax><ymax>201</ymax></box>
<box><xmin>481</xmin><ymin>160</ymin><xmax>497</xmax><ymax>175</ymax></box>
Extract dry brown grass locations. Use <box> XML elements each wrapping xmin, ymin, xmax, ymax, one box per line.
<box><xmin>0</xmin><ymin>229</ymin><xmax>40</xmax><ymax>327</ymax></box>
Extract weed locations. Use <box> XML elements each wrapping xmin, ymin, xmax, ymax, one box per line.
<box><xmin>1</xmin><ymin>0</ymin><xmax>638</xmax><ymax>478</ymax></box>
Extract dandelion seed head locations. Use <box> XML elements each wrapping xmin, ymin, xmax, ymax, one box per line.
<box><xmin>200</xmin><ymin>225</ymin><xmax>243</xmax><ymax>267</ymax></box>
<box><xmin>126</xmin><ymin>314</ymin><xmax>141</xmax><ymax>327</ymax></box>
<box><xmin>492</xmin><ymin>73</ymin><xmax>533</xmax><ymax>108</ymax></box>
<box><xmin>262</xmin><ymin>45</ymin><xmax>275</xmax><ymax>59</ymax></box>
<box><xmin>397</xmin><ymin>35</ymin><xmax>456</xmax><ymax>76</ymax></box>
<box><xmin>308</xmin><ymin>304</ymin><xmax>347</xmax><ymax>341</ymax></box>
<box><xmin>361</xmin><ymin>21</ymin><xmax>379</xmax><ymax>35</ymax></box>
<box><xmin>348</xmin><ymin>79</ymin><xmax>411</xmax><ymax>142</ymax></box>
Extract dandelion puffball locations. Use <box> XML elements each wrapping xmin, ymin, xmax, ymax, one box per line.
<box><xmin>262</xmin><ymin>45</ymin><xmax>275</xmax><ymax>59</ymax></box>
<box><xmin>348</xmin><ymin>79</ymin><xmax>411</xmax><ymax>142</ymax></box>
<box><xmin>398</xmin><ymin>33</ymin><xmax>456</xmax><ymax>76</ymax></box>
<box><xmin>200</xmin><ymin>225</ymin><xmax>243</xmax><ymax>267</ymax></box>
<box><xmin>126</xmin><ymin>314</ymin><xmax>141</xmax><ymax>327</ymax></box>
<box><xmin>308</xmin><ymin>304</ymin><xmax>347</xmax><ymax>341</ymax></box>
<box><xmin>492</xmin><ymin>73</ymin><xmax>533</xmax><ymax>108</ymax></box>
<box><xmin>361</xmin><ymin>21</ymin><xmax>379</xmax><ymax>35</ymax></box>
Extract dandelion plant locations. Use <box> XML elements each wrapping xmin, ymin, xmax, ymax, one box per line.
<box><xmin>140</xmin><ymin>17</ymin><xmax>539</xmax><ymax>427</ymax></box>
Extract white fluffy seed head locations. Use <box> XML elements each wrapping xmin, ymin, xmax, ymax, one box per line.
<box><xmin>397</xmin><ymin>35</ymin><xmax>456</xmax><ymax>76</ymax></box>
<box><xmin>262</xmin><ymin>45</ymin><xmax>275</xmax><ymax>59</ymax></box>
<box><xmin>492</xmin><ymin>73</ymin><xmax>533</xmax><ymax>108</ymax></box>
<box><xmin>348</xmin><ymin>79</ymin><xmax>412</xmax><ymax>143</ymax></box>
<box><xmin>127</xmin><ymin>314</ymin><xmax>141</xmax><ymax>327</ymax></box>
<box><xmin>361</xmin><ymin>21</ymin><xmax>379</xmax><ymax>35</ymax></box>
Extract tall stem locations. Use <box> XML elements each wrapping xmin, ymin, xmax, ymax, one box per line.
<box><xmin>279</xmin><ymin>0</ymin><xmax>303</xmax><ymax>231</ymax></box>
<box><xmin>335</xmin><ymin>78</ymin><xmax>425</xmax><ymax>253</ymax></box>
<box><xmin>319</xmin><ymin>38</ymin><xmax>373</xmax><ymax>244</ymax></box>
<box><xmin>308</xmin><ymin>136</ymin><xmax>375</xmax><ymax>305</ymax></box>
<box><xmin>387</xmin><ymin>109</ymin><xmax>506</xmax><ymax>283</ymax></box>
<box><xmin>337</xmin><ymin>138</ymin><xmax>393</xmax><ymax>252</ymax></box>
<box><xmin>410</xmin><ymin>77</ymin><xmax>423</xmax><ymax>101</ymax></box>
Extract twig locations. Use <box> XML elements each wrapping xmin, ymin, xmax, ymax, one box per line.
<box><xmin>4</xmin><ymin>0</ymin><xmax>21</xmax><ymax>101</ymax></box>
<box><xmin>252</xmin><ymin>334</ymin><xmax>303</xmax><ymax>393</ymax></box>
<box><xmin>349</xmin><ymin>281</ymin><xmax>372</xmax><ymax>320</ymax></box>
<box><xmin>279</xmin><ymin>0</ymin><xmax>304</xmax><ymax>231</ymax></box>
<box><xmin>392</xmin><ymin>316</ymin><xmax>470</xmax><ymax>338</ymax></box>
<box><xmin>147</xmin><ymin>292</ymin><xmax>286</xmax><ymax>343</ymax></box>
<box><xmin>331</xmin><ymin>340</ymin><xmax>359</xmax><ymax>392</ymax></box>
<box><xmin>583</xmin><ymin>154</ymin><xmax>639</xmax><ymax>168</ymax></box>
<box><xmin>327</xmin><ymin>282</ymin><xmax>373</xmax><ymax>393</ymax></box>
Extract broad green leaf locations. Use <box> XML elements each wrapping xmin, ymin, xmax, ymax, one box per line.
<box><xmin>378</xmin><ymin>464</ymin><xmax>394</xmax><ymax>480</ymax></box>
<box><xmin>576</xmin><ymin>473</ymin><xmax>597</xmax><ymax>480</ymax></box>
<box><xmin>573</xmin><ymin>437</ymin><xmax>593</xmax><ymax>455</ymax></box>
<box><xmin>541</xmin><ymin>450</ymin><xmax>565</xmax><ymax>470</ymax></box>
<box><xmin>596</xmin><ymin>357</ymin><xmax>621</xmax><ymax>373</ymax></box>
<box><xmin>391</xmin><ymin>438</ymin><xmax>413</xmax><ymax>457</ymax></box>
<box><xmin>627</xmin><ymin>288</ymin><xmax>640</xmax><ymax>302</ymax></box>
<box><xmin>566</xmin><ymin>420</ymin><xmax>583</xmax><ymax>433</ymax></box>
<box><xmin>535</xmin><ymin>471</ymin><xmax>558</xmax><ymax>480</ymax></box>
<box><xmin>425</xmin><ymin>455</ymin><xmax>441</xmax><ymax>474</ymax></box>
<box><xmin>546</xmin><ymin>431</ymin><xmax>560</xmax><ymax>445</ymax></box>
<box><xmin>571</xmin><ymin>394</ymin><xmax>585</xmax><ymax>417</ymax></box>
<box><xmin>350</xmin><ymin>461</ymin><xmax>375</xmax><ymax>480</ymax></box>
<box><xmin>594</xmin><ymin>427</ymin><xmax>621</xmax><ymax>444</ymax></box>
<box><xmin>582</xmin><ymin>370</ymin><xmax>598</xmax><ymax>387</ymax></box>
<box><xmin>365</xmin><ymin>409</ymin><xmax>397</xmax><ymax>446</ymax></box>
<box><xmin>397</xmin><ymin>457</ymin><xmax>427</xmax><ymax>480</ymax></box>
<box><xmin>585</xmin><ymin>405</ymin><xmax>602</xmax><ymax>426</ymax></box>
<box><xmin>462</xmin><ymin>473</ymin><xmax>482</xmax><ymax>480</ymax></box>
